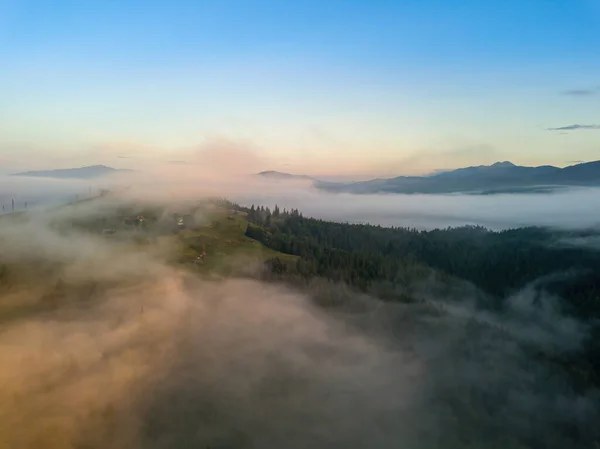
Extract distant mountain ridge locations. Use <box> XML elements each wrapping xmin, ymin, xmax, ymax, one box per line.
<box><xmin>319</xmin><ymin>160</ymin><xmax>600</xmax><ymax>194</ymax></box>
<box><xmin>13</xmin><ymin>165</ymin><xmax>132</xmax><ymax>179</ymax></box>
<box><xmin>257</xmin><ymin>171</ymin><xmax>314</xmax><ymax>181</ymax></box>
<box><xmin>259</xmin><ymin>160</ymin><xmax>600</xmax><ymax>194</ymax></box>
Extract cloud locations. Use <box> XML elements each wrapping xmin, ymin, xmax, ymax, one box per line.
<box><xmin>236</xmin><ymin>186</ymin><xmax>600</xmax><ymax>231</ymax></box>
<box><xmin>0</xmin><ymin>173</ymin><xmax>599</xmax><ymax>448</ymax></box>
<box><xmin>561</xmin><ymin>87</ymin><xmax>599</xmax><ymax>96</ymax></box>
<box><xmin>547</xmin><ymin>124</ymin><xmax>600</xmax><ymax>131</ymax></box>
<box><xmin>558</xmin><ymin>235</ymin><xmax>600</xmax><ymax>250</ymax></box>
<box><xmin>0</xmin><ymin>176</ymin><xmax>91</xmax><ymax>212</ymax></box>
<box><xmin>4</xmin><ymin>162</ymin><xmax>600</xmax><ymax>231</ymax></box>
<box><xmin>0</xmin><ymin>198</ymin><xmax>598</xmax><ymax>449</ymax></box>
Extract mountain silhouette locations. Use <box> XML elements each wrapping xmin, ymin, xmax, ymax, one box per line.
<box><xmin>284</xmin><ymin>160</ymin><xmax>600</xmax><ymax>194</ymax></box>
<box><xmin>13</xmin><ymin>165</ymin><xmax>132</xmax><ymax>179</ymax></box>
<box><xmin>257</xmin><ymin>171</ymin><xmax>315</xmax><ymax>181</ymax></box>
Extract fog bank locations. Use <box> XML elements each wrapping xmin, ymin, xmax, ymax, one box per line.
<box><xmin>236</xmin><ymin>186</ymin><xmax>600</xmax><ymax>230</ymax></box>
<box><xmin>0</xmin><ymin>199</ymin><xmax>598</xmax><ymax>448</ymax></box>
<box><xmin>4</xmin><ymin>165</ymin><xmax>600</xmax><ymax>230</ymax></box>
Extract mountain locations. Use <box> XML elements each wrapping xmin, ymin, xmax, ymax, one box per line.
<box><xmin>315</xmin><ymin>160</ymin><xmax>600</xmax><ymax>194</ymax></box>
<box><xmin>256</xmin><ymin>171</ymin><xmax>314</xmax><ymax>181</ymax></box>
<box><xmin>12</xmin><ymin>165</ymin><xmax>132</xmax><ymax>179</ymax></box>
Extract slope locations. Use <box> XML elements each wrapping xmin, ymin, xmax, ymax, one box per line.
<box><xmin>316</xmin><ymin>160</ymin><xmax>600</xmax><ymax>194</ymax></box>
<box><xmin>12</xmin><ymin>165</ymin><xmax>132</xmax><ymax>179</ymax></box>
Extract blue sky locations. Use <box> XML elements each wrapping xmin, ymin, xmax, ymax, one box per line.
<box><xmin>1</xmin><ymin>0</ymin><xmax>599</xmax><ymax>175</ymax></box>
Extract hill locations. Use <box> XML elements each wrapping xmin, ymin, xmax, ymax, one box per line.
<box><xmin>256</xmin><ymin>170</ymin><xmax>314</xmax><ymax>181</ymax></box>
<box><xmin>0</xmin><ymin>198</ymin><xmax>297</xmax><ymax>312</ymax></box>
<box><xmin>238</xmin><ymin>202</ymin><xmax>600</xmax><ymax>384</ymax></box>
<box><xmin>12</xmin><ymin>165</ymin><xmax>132</xmax><ymax>179</ymax></box>
<box><xmin>315</xmin><ymin>160</ymin><xmax>600</xmax><ymax>194</ymax></box>
<box><xmin>2</xmin><ymin>197</ymin><xmax>600</xmax><ymax>448</ymax></box>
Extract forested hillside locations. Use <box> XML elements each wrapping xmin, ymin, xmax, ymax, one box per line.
<box><xmin>229</xmin><ymin>201</ymin><xmax>600</xmax><ymax>388</ymax></box>
<box><xmin>2</xmin><ymin>198</ymin><xmax>599</xmax><ymax>448</ymax></box>
<box><xmin>238</xmin><ymin>203</ymin><xmax>600</xmax><ymax>306</ymax></box>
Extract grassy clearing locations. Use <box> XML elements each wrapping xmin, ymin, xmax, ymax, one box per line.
<box><xmin>177</xmin><ymin>207</ymin><xmax>297</xmax><ymax>273</ymax></box>
<box><xmin>0</xmin><ymin>202</ymin><xmax>297</xmax><ymax>323</ymax></box>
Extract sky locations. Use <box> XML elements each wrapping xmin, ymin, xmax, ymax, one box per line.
<box><xmin>1</xmin><ymin>0</ymin><xmax>599</xmax><ymax>176</ymax></box>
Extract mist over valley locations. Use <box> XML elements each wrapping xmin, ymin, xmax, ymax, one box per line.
<box><xmin>5</xmin><ymin>163</ymin><xmax>600</xmax><ymax>231</ymax></box>
<box><xmin>0</xmin><ymin>174</ymin><xmax>599</xmax><ymax>448</ymax></box>
<box><xmin>3</xmin><ymin>1</ymin><xmax>600</xmax><ymax>445</ymax></box>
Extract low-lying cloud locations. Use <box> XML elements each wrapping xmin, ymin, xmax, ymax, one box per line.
<box><xmin>0</xmin><ymin>176</ymin><xmax>92</xmax><ymax>213</ymax></box>
<box><xmin>236</xmin><ymin>185</ymin><xmax>600</xmax><ymax>231</ymax></box>
<box><xmin>547</xmin><ymin>124</ymin><xmax>600</xmax><ymax>131</ymax></box>
<box><xmin>561</xmin><ymin>86</ymin><xmax>599</xmax><ymax>96</ymax></box>
<box><xmin>3</xmin><ymin>161</ymin><xmax>600</xmax><ymax>231</ymax></box>
<box><xmin>0</xmin><ymin>199</ymin><xmax>598</xmax><ymax>448</ymax></box>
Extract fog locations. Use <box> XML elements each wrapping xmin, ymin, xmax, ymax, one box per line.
<box><xmin>4</xmin><ymin>170</ymin><xmax>600</xmax><ymax>230</ymax></box>
<box><xmin>236</xmin><ymin>185</ymin><xmax>600</xmax><ymax>231</ymax></box>
<box><xmin>0</xmin><ymin>176</ymin><xmax>94</xmax><ymax>213</ymax></box>
<box><xmin>0</xmin><ymin>194</ymin><xmax>598</xmax><ymax>448</ymax></box>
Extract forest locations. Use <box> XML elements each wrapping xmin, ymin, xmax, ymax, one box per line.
<box><xmin>237</xmin><ymin>203</ymin><xmax>599</xmax><ymax>305</ymax></box>
<box><xmin>226</xmin><ymin>201</ymin><xmax>600</xmax><ymax>389</ymax></box>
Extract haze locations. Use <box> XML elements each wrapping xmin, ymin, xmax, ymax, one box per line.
<box><xmin>1</xmin><ymin>192</ymin><xmax>598</xmax><ymax>449</ymax></box>
<box><xmin>236</xmin><ymin>186</ymin><xmax>600</xmax><ymax>230</ymax></box>
<box><xmin>5</xmin><ymin>173</ymin><xmax>600</xmax><ymax>230</ymax></box>
<box><xmin>2</xmin><ymin>1</ymin><xmax>600</xmax><ymax>448</ymax></box>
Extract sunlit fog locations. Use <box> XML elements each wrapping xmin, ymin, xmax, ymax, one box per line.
<box><xmin>2</xmin><ymin>1</ymin><xmax>600</xmax><ymax>448</ymax></box>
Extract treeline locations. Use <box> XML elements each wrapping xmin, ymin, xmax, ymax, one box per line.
<box><xmin>227</xmin><ymin>200</ymin><xmax>600</xmax><ymax>388</ymax></box>
<box><xmin>245</xmin><ymin>204</ymin><xmax>303</xmax><ymax>224</ymax></box>
<box><xmin>215</xmin><ymin>200</ymin><xmax>600</xmax><ymax>392</ymax></box>
<box><xmin>232</xmin><ymin>201</ymin><xmax>600</xmax><ymax>311</ymax></box>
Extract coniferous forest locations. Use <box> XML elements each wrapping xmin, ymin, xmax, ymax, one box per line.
<box><xmin>228</xmin><ymin>201</ymin><xmax>600</xmax><ymax>390</ymax></box>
